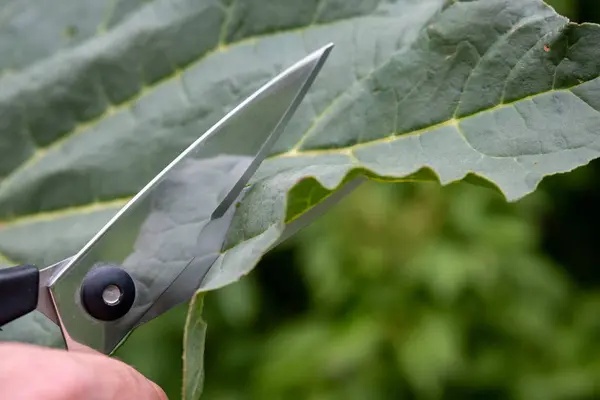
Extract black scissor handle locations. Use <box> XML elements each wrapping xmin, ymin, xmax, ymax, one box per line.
<box><xmin>0</xmin><ymin>265</ymin><xmax>39</xmax><ymax>327</ymax></box>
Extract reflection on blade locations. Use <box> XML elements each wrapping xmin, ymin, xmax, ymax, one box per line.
<box><xmin>134</xmin><ymin>178</ymin><xmax>248</xmax><ymax>326</ymax></box>
<box><xmin>46</xmin><ymin>44</ymin><xmax>334</xmax><ymax>354</ymax></box>
<box><xmin>129</xmin><ymin>156</ymin><xmax>249</xmax><ymax>327</ymax></box>
<box><xmin>37</xmin><ymin>257</ymin><xmax>73</xmax><ymax>326</ymax></box>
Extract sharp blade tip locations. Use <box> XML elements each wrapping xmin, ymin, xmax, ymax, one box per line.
<box><xmin>295</xmin><ymin>43</ymin><xmax>334</xmax><ymax>70</ymax></box>
<box><xmin>322</xmin><ymin>42</ymin><xmax>335</xmax><ymax>52</ymax></box>
<box><xmin>313</xmin><ymin>42</ymin><xmax>335</xmax><ymax>61</ymax></box>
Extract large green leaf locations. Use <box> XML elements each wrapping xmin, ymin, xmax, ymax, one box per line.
<box><xmin>0</xmin><ymin>0</ymin><xmax>599</xmax><ymax>397</ymax></box>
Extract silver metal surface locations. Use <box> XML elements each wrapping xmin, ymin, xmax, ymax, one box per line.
<box><xmin>36</xmin><ymin>258</ymin><xmax>72</xmax><ymax>326</ymax></box>
<box><xmin>134</xmin><ymin>185</ymin><xmax>247</xmax><ymax>327</ymax></box>
<box><xmin>102</xmin><ymin>285</ymin><xmax>122</xmax><ymax>306</ymax></box>
<box><xmin>45</xmin><ymin>44</ymin><xmax>333</xmax><ymax>354</ymax></box>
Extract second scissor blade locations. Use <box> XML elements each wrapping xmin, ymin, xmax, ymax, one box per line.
<box><xmin>132</xmin><ymin>44</ymin><xmax>334</xmax><ymax>328</ymax></box>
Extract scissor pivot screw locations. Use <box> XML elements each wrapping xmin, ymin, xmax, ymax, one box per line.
<box><xmin>80</xmin><ymin>265</ymin><xmax>136</xmax><ymax>321</ymax></box>
<box><xmin>102</xmin><ymin>285</ymin><xmax>122</xmax><ymax>306</ymax></box>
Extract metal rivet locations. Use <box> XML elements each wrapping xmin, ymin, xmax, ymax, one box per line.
<box><xmin>102</xmin><ymin>285</ymin><xmax>122</xmax><ymax>306</ymax></box>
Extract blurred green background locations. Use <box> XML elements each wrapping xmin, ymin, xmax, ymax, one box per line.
<box><xmin>114</xmin><ymin>1</ymin><xmax>600</xmax><ymax>399</ymax></box>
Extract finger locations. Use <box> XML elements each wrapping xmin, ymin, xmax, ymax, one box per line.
<box><xmin>0</xmin><ymin>343</ymin><xmax>167</xmax><ymax>400</ymax></box>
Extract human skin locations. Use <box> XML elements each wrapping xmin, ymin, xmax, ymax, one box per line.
<box><xmin>0</xmin><ymin>343</ymin><xmax>167</xmax><ymax>400</ymax></box>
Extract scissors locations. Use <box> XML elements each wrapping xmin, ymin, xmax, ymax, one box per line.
<box><xmin>0</xmin><ymin>43</ymin><xmax>333</xmax><ymax>355</ymax></box>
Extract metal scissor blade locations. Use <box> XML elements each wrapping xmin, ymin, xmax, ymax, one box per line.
<box><xmin>45</xmin><ymin>44</ymin><xmax>334</xmax><ymax>354</ymax></box>
<box><xmin>36</xmin><ymin>258</ymin><xmax>73</xmax><ymax>326</ymax></box>
<box><xmin>137</xmin><ymin>178</ymin><xmax>361</xmax><ymax>328</ymax></box>
<box><xmin>134</xmin><ymin>186</ymin><xmax>248</xmax><ymax>327</ymax></box>
<box><xmin>135</xmin><ymin>44</ymin><xmax>334</xmax><ymax>327</ymax></box>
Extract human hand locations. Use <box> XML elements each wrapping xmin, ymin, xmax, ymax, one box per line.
<box><xmin>0</xmin><ymin>343</ymin><xmax>167</xmax><ymax>400</ymax></box>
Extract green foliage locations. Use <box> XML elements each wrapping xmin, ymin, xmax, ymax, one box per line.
<box><xmin>198</xmin><ymin>181</ymin><xmax>600</xmax><ymax>400</ymax></box>
<box><xmin>0</xmin><ymin>0</ymin><xmax>599</xmax><ymax>398</ymax></box>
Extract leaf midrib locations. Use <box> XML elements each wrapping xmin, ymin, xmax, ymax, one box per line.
<box><xmin>276</xmin><ymin>80</ymin><xmax>600</xmax><ymax>159</ymax></box>
<box><xmin>3</xmin><ymin>3</ymin><xmax>595</xmax><ymax>235</ymax></box>
<box><xmin>0</xmin><ymin>77</ymin><xmax>597</xmax><ymax>231</ymax></box>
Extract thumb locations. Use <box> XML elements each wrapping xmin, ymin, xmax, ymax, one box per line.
<box><xmin>0</xmin><ymin>343</ymin><xmax>167</xmax><ymax>400</ymax></box>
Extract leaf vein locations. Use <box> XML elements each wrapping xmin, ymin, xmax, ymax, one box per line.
<box><xmin>451</xmin><ymin>13</ymin><xmax>557</xmax><ymax>118</ymax></box>
<box><xmin>0</xmin><ymin>11</ymin><xmax>384</xmax><ymax>189</ymax></box>
<box><xmin>0</xmin><ymin>197</ymin><xmax>130</xmax><ymax>228</ymax></box>
<box><xmin>218</xmin><ymin>0</ymin><xmax>237</xmax><ymax>46</ymax></box>
<box><xmin>275</xmin><ymin>78</ymin><xmax>599</xmax><ymax>160</ymax></box>
<box><xmin>500</xmin><ymin>25</ymin><xmax>560</xmax><ymax>104</ymax></box>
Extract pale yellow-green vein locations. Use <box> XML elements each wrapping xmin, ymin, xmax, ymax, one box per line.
<box><xmin>274</xmin><ymin>80</ymin><xmax>598</xmax><ymax>160</ymax></box>
<box><xmin>0</xmin><ymin>197</ymin><xmax>130</xmax><ymax>229</ymax></box>
<box><xmin>97</xmin><ymin>0</ymin><xmax>118</xmax><ymax>34</ymax></box>
<box><xmin>218</xmin><ymin>0</ymin><xmax>237</xmax><ymax>47</ymax></box>
<box><xmin>0</xmin><ymin>11</ymin><xmax>383</xmax><ymax>195</ymax></box>
<box><xmin>1</xmin><ymin>82</ymin><xmax>598</xmax><ymax>229</ymax></box>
